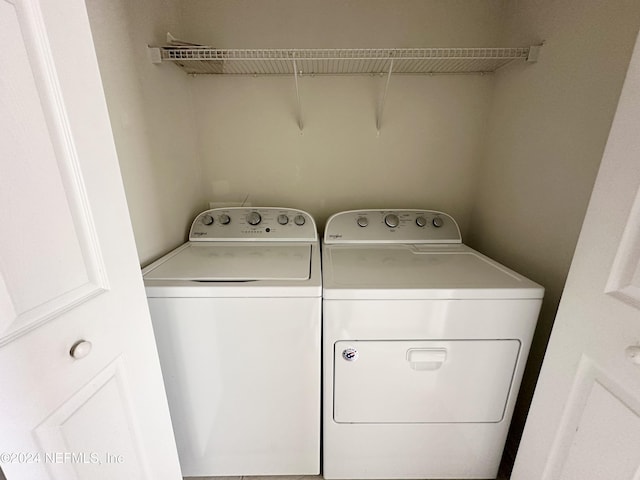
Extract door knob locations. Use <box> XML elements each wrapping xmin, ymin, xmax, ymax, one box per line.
<box><xmin>70</xmin><ymin>340</ymin><xmax>92</xmax><ymax>359</ymax></box>
<box><xmin>625</xmin><ymin>345</ymin><xmax>640</xmax><ymax>365</ymax></box>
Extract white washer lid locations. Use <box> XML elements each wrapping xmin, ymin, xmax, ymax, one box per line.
<box><xmin>322</xmin><ymin>244</ymin><xmax>544</xmax><ymax>299</ymax></box>
<box><xmin>143</xmin><ymin>242</ymin><xmax>312</xmax><ymax>281</ymax></box>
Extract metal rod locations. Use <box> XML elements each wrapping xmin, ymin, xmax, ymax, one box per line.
<box><xmin>376</xmin><ymin>58</ymin><xmax>394</xmax><ymax>132</ymax></box>
<box><xmin>293</xmin><ymin>59</ymin><xmax>303</xmax><ymax>131</ymax></box>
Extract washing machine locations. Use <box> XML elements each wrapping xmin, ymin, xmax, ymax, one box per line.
<box><xmin>322</xmin><ymin>209</ymin><xmax>543</xmax><ymax>479</ymax></box>
<box><xmin>142</xmin><ymin>207</ymin><xmax>321</xmax><ymax>477</ymax></box>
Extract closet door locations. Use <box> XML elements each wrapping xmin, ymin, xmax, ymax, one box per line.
<box><xmin>0</xmin><ymin>1</ymin><xmax>181</xmax><ymax>479</ymax></box>
<box><xmin>513</xmin><ymin>31</ymin><xmax>640</xmax><ymax>480</ymax></box>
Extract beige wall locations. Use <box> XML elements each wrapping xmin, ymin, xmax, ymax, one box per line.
<box><xmin>182</xmin><ymin>0</ymin><xmax>506</xmax><ymax>233</ymax></box>
<box><xmin>191</xmin><ymin>74</ymin><xmax>493</xmax><ymax>233</ymax></box>
<box><xmin>467</xmin><ymin>0</ymin><xmax>640</xmax><ymax>470</ymax></box>
<box><xmin>183</xmin><ymin>0</ymin><xmax>506</xmax><ymax>48</ymax></box>
<box><xmin>86</xmin><ymin>0</ymin><xmax>207</xmax><ymax>265</ymax></box>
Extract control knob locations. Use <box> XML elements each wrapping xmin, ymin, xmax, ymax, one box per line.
<box><xmin>357</xmin><ymin>217</ymin><xmax>368</xmax><ymax>227</ymax></box>
<box><xmin>384</xmin><ymin>214</ymin><xmax>399</xmax><ymax>228</ymax></box>
<box><xmin>218</xmin><ymin>214</ymin><xmax>231</xmax><ymax>225</ymax></box>
<box><xmin>247</xmin><ymin>211</ymin><xmax>262</xmax><ymax>226</ymax></box>
<box><xmin>201</xmin><ymin>214</ymin><xmax>214</xmax><ymax>226</ymax></box>
<box><xmin>277</xmin><ymin>214</ymin><xmax>289</xmax><ymax>225</ymax></box>
<box><xmin>432</xmin><ymin>217</ymin><xmax>444</xmax><ymax>228</ymax></box>
<box><xmin>294</xmin><ymin>215</ymin><xmax>306</xmax><ymax>226</ymax></box>
<box><xmin>415</xmin><ymin>216</ymin><xmax>427</xmax><ymax>227</ymax></box>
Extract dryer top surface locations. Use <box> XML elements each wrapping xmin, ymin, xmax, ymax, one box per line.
<box><xmin>322</xmin><ymin>243</ymin><xmax>543</xmax><ymax>300</ymax></box>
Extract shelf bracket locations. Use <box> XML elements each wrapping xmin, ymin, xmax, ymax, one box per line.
<box><xmin>526</xmin><ymin>45</ymin><xmax>542</xmax><ymax>62</ymax></box>
<box><xmin>148</xmin><ymin>46</ymin><xmax>162</xmax><ymax>64</ymax></box>
<box><xmin>376</xmin><ymin>58</ymin><xmax>394</xmax><ymax>134</ymax></box>
<box><xmin>293</xmin><ymin>58</ymin><xmax>303</xmax><ymax>131</ymax></box>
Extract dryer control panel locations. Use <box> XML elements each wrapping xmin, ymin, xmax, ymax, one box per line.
<box><xmin>190</xmin><ymin>207</ymin><xmax>318</xmax><ymax>241</ymax></box>
<box><xmin>324</xmin><ymin>209</ymin><xmax>461</xmax><ymax>244</ymax></box>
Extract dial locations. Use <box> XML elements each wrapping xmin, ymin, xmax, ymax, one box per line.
<box><xmin>294</xmin><ymin>214</ymin><xmax>306</xmax><ymax>226</ymax></box>
<box><xmin>218</xmin><ymin>214</ymin><xmax>231</xmax><ymax>225</ymax></box>
<box><xmin>415</xmin><ymin>216</ymin><xmax>427</xmax><ymax>227</ymax></box>
<box><xmin>277</xmin><ymin>214</ymin><xmax>289</xmax><ymax>225</ymax></box>
<box><xmin>201</xmin><ymin>214</ymin><xmax>214</xmax><ymax>226</ymax></box>
<box><xmin>357</xmin><ymin>217</ymin><xmax>368</xmax><ymax>227</ymax></box>
<box><xmin>246</xmin><ymin>211</ymin><xmax>262</xmax><ymax>226</ymax></box>
<box><xmin>432</xmin><ymin>216</ymin><xmax>444</xmax><ymax>228</ymax></box>
<box><xmin>384</xmin><ymin>213</ymin><xmax>399</xmax><ymax>228</ymax></box>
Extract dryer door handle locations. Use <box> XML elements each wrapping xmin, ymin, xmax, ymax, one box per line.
<box><xmin>407</xmin><ymin>348</ymin><xmax>447</xmax><ymax>371</ymax></box>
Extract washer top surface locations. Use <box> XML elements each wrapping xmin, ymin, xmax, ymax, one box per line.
<box><xmin>143</xmin><ymin>242</ymin><xmax>312</xmax><ymax>281</ymax></box>
<box><xmin>143</xmin><ymin>208</ymin><xmax>321</xmax><ymax>298</ymax></box>
<box><xmin>322</xmin><ymin>210</ymin><xmax>543</xmax><ymax>300</ymax></box>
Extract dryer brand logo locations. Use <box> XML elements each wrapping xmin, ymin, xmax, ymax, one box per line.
<box><xmin>342</xmin><ymin>347</ymin><xmax>359</xmax><ymax>362</ymax></box>
<box><xmin>328</xmin><ymin>234</ymin><xmax>343</xmax><ymax>240</ymax></box>
<box><xmin>192</xmin><ymin>231</ymin><xmax>207</xmax><ymax>237</ymax></box>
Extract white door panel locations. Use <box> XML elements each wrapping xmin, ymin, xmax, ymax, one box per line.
<box><xmin>0</xmin><ymin>0</ymin><xmax>181</xmax><ymax>479</ymax></box>
<box><xmin>547</xmin><ymin>360</ymin><xmax>640</xmax><ymax>480</ymax></box>
<box><xmin>33</xmin><ymin>359</ymin><xmax>148</xmax><ymax>480</ymax></box>
<box><xmin>607</xmin><ymin>185</ymin><xmax>640</xmax><ymax>309</ymax></box>
<box><xmin>0</xmin><ymin>0</ymin><xmax>107</xmax><ymax>343</ymax></box>
<box><xmin>514</xmin><ymin>31</ymin><xmax>640</xmax><ymax>480</ymax></box>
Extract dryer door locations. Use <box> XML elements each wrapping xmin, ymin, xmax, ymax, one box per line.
<box><xmin>333</xmin><ymin>339</ymin><xmax>520</xmax><ymax>423</ymax></box>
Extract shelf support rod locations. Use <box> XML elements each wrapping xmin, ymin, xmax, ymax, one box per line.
<box><xmin>293</xmin><ymin>58</ymin><xmax>303</xmax><ymax>131</ymax></box>
<box><xmin>376</xmin><ymin>58</ymin><xmax>394</xmax><ymax>134</ymax></box>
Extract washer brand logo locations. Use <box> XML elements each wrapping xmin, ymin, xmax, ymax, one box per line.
<box><xmin>329</xmin><ymin>234</ymin><xmax>343</xmax><ymax>239</ymax></box>
<box><xmin>192</xmin><ymin>232</ymin><xmax>206</xmax><ymax>236</ymax></box>
<box><xmin>342</xmin><ymin>348</ymin><xmax>358</xmax><ymax>362</ymax></box>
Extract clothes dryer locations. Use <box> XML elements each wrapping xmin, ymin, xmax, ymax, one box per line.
<box><xmin>143</xmin><ymin>207</ymin><xmax>320</xmax><ymax>477</ymax></box>
<box><xmin>322</xmin><ymin>209</ymin><xmax>543</xmax><ymax>479</ymax></box>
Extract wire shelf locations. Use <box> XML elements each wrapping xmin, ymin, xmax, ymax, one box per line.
<box><xmin>154</xmin><ymin>47</ymin><xmax>536</xmax><ymax>75</ymax></box>
<box><xmin>148</xmin><ymin>39</ymin><xmax>541</xmax><ymax>131</ymax></box>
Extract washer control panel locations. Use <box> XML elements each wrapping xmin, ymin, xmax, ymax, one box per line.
<box><xmin>324</xmin><ymin>209</ymin><xmax>461</xmax><ymax>244</ymax></box>
<box><xmin>190</xmin><ymin>207</ymin><xmax>317</xmax><ymax>241</ymax></box>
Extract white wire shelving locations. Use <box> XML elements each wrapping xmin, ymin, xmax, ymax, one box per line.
<box><xmin>148</xmin><ymin>41</ymin><xmax>541</xmax><ymax>132</ymax></box>
<box><xmin>149</xmin><ymin>46</ymin><xmax>540</xmax><ymax>76</ymax></box>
